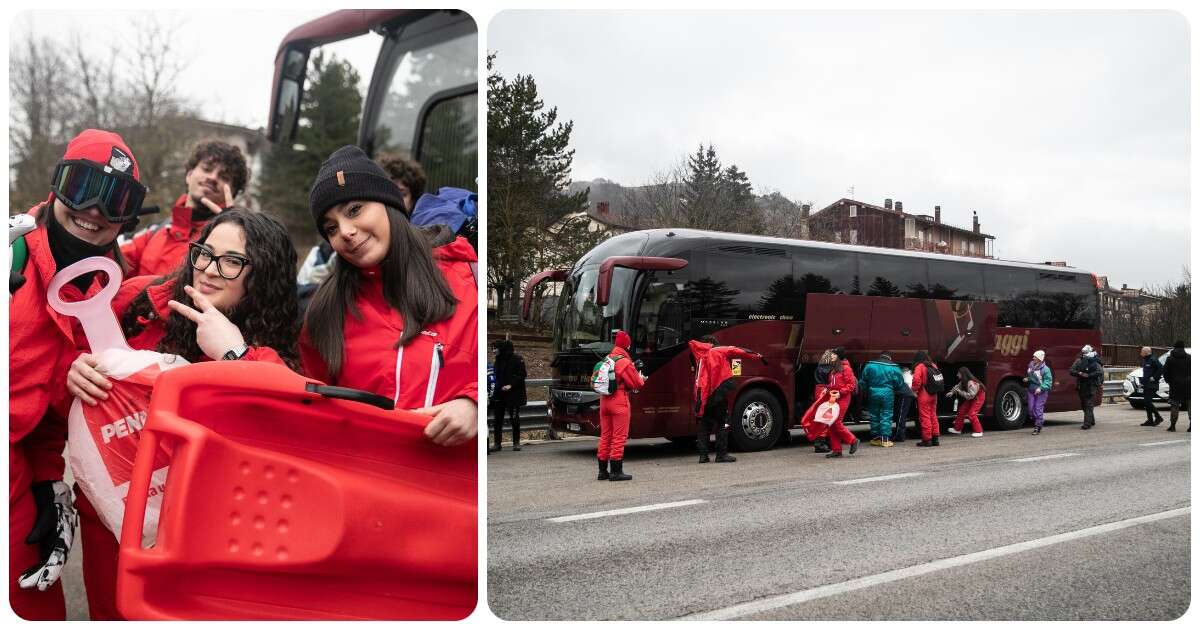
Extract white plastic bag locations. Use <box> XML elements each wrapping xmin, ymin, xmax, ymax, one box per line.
<box><xmin>814</xmin><ymin>401</ymin><xmax>840</xmax><ymax>425</ymax></box>
<box><xmin>49</xmin><ymin>257</ymin><xmax>189</xmax><ymax>545</ymax></box>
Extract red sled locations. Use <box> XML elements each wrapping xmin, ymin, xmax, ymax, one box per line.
<box><xmin>116</xmin><ymin>361</ymin><xmax>477</xmax><ymax>620</ymax></box>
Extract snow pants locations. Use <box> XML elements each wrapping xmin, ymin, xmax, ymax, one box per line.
<box><xmin>865</xmin><ymin>389</ymin><xmax>895</xmax><ymax>439</ymax></box>
<box><xmin>953</xmin><ymin>391</ymin><xmax>986</xmax><ymax>434</ymax></box>
<box><xmin>598</xmin><ymin>394</ymin><xmax>631</xmax><ymax>461</ymax></box>
<box><xmin>9</xmin><ymin>449</ymin><xmax>66</xmax><ymax>620</ymax></box>
<box><xmin>1028</xmin><ymin>389</ymin><xmax>1049</xmax><ymax>428</ymax></box>
<box><xmin>917</xmin><ymin>392</ymin><xmax>940</xmax><ymax>441</ymax></box>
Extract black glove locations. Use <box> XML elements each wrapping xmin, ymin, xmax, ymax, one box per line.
<box><xmin>634</xmin><ymin>359</ymin><xmax>645</xmax><ymax>371</ymax></box>
<box><xmin>19</xmin><ymin>480</ymin><xmax>77</xmax><ymax>591</ymax></box>
<box><xmin>760</xmin><ymin>356</ymin><xmax>769</xmax><ymax>365</ymax></box>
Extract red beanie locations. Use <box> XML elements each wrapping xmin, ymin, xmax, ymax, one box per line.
<box><xmin>62</xmin><ymin>129</ymin><xmax>140</xmax><ymax>181</ymax></box>
<box><xmin>614</xmin><ymin>330</ymin><xmax>631</xmax><ymax>350</ymax></box>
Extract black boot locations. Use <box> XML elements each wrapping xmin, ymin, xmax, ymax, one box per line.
<box><xmin>917</xmin><ymin>440</ymin><xmax>932</xmax><ymax>447</ymax></box>
<box><xmin>697</xmin><ymin>424</ymin><xmax>710</xmax><ymax>463</ymax></box>
<box><xmin>1168</xmin><ymin>406</ymin><xmax>1179</xmax><ymax>432</ymax></box>
<box><xmin>512</xmin><ymin>414</ymin><xmax>522</xmax><ymax>450</ymax></box>
<box><xmin>609</xmin><ymin>459</ymin><xmax>632</xmax><ymax>481</ymax></box>
<box><xmin>715</xmin><ymin>426</ymin><xmax>737</xmax><ymax>462</ymax></box>
<box><xmin>597</xmin><ymin>458</ymin><xmax>610</xmax><ymax>480</ymax></box>
<box><xmin>931</xmin><ymin>436</ymin><xmax>940</xmax><ymax>446</ymax></box>
<box><xmin>814</xmin><ymin>438</ymin><xmax>831</xmax><ymax>453</ymax></box>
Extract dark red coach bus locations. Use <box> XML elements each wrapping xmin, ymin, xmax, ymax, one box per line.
<box><xmin>525</xmin><ymin>228</ymin><xmax>1101</xmax><ymax>451</ymax></box>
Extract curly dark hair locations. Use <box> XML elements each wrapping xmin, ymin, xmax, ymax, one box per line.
<box><xmin>186</xmin><ymin>140</ymin><xmax>250</xmax><ymax>197</ymax></box>
<box><xmin>376</xmin><ymin>153</ymin><xmax>426</xmax><ymax>201</ymax></box>
<box><xmin>119</xmin><ymin>210</ymin><xmax>300</xmax><ymax>369</ymax></box>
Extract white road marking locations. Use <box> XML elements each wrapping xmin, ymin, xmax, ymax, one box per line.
<box><xmin>1139</xmin><ymin>440</ymin><xmax>1188</xmax><ymax>447</ymax></box>
<box><xmin>679</xmin><ymin>506</ymin><xmax>1191</xmax><ymax>621</ymax></box>
<box><xmin>834</xmin><ymin>472</ymin><xmax>925</xmax><ymax>486</ymax></box>
<box><xmin>1010</xmin><ymin>452</ymin><xmax>1079</xmax><ymax>463</ymax></box>
<box><xmin>547</xmin><ymin>499</ymin><xmax>707</xmax><ymax>523</ymax></box>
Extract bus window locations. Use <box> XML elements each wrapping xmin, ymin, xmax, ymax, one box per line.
<box><xmin>415</xmin><ymin>88</ymin><xmax>477</xmax><ymax>190</ymax></box>
<box><xmin>1036</xmin><ymin>272</ymin><xmax>1099</xmax><ymax>329</ymax></box>
<box><xmin>699</xmin><ymin>252</ymin><xmax>792</xmax><ymax>319</ymax></box>
<box><xmin>986</xmin><ymin>267</ymin><xmax>1039</xmax><ymax>327</ymax></box>
<box><xmin>929</xmin><ymin>261</ymin><xmax>985</xmax><ymax>301</ymax></box>
<box><xmin>861</xmin><ymin>253</ymin><xmax>929</xmax><ymax>298</ymax></box>
<box><xmin>793</xmin><ymin>249</ymin><xmax>861</xmax><ymax>300</ymax></box>
<box><xmin>368</xmin><ymin>18</ymin><xmax>477</xmax><ymax>182</ymax></box>
<box><xmin>636</xmin><ymin>278</ymin><xmax>688</xmax><ymax>353</ymax></box>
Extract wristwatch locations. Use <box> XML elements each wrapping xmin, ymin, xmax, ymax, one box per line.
<box><xmin>222</xmin><ymin>344</ymin><xmax>250</xmax><ymax>361</ymax></box>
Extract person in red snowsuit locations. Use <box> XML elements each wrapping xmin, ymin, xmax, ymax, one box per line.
<box><xmin>946</xmin><ymin>366</ymin><xmax>986</xmax><ymax>437</ymax></box>
<box><xmin>63</xmin><ymin>211</ymin><xmax>300</xmax><ymax>619</ymax></box>
<box><xmin>9</xmin><ymin>129</ymin><xmax>147</xmax><ymax>619</ymax></box>
<box><xmin>598</xmin><ymin>330</ymin><xmax>645</xmax><ymax>481</ymax></box>
<box><xmin>688</xmin><ymin>335</ymin><xmax>766</xmax><ymax>463</ymax></box>
<box><xmin>911</xmin><ymin>350</ymin><xmax>942</xmax><ymax>446</ymax></box>
<box><xmin>300</xmin><ymin>146</ymin><xmax>478</xmax><ymax>447</ymax></box>
<box><xmin>800</xmin><ymin>349</ymin><xmax>860</xmax><ymax>458</ymax></box>
<box><xmin>120</xmin><ymin>140</ymin><xmax>249</xmax><ymax>278</ymax></box>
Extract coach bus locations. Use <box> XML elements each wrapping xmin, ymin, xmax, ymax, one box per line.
<box><xmin>525</xmin><ymin>228</ymin><xmax>1101</xmax><ymax>451</ymax></box>
<box><xmin>268</xmin><ymin>9</ymin><xmax>477</xmax><ymax>190</ymax></box>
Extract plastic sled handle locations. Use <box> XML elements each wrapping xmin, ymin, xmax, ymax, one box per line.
<box><xmin>305</xmin><ymin>382</ymin><xmax>395</xmax><ymax>411</ymax></box>
<box><xmin>46</xmin><ymin>255</ymin><xmax>131</xmax><ymax>354</ymax></box>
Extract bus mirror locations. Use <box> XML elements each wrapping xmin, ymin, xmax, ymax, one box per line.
<box><xmin>595</xmin><ymin>256</ymin><xmax>688</xmax><ymax>306</ymax></box>
<box><xmin>522</xmin><ymin>269</ymin><xmax>568</xmax><ymax>322</ymax></box>
<box><xmin>269</xmin><ymin>47</ymin><xmax>308</xmax><ymax>143</ymax></box>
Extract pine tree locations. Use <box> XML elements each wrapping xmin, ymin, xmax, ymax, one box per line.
<box><xmin>258</xmin><ymin>51</ymin><xmax>362</xmax><ymax>252</ymax></box>
<box><xmin>487</xmin><ymin>53</ymin><xmax>588</xmax><ymax>320</ymax></box>
<box><xmin>681</xmin><ymin>144</ymin><xmax>722</xmax><ymax>229</ymax></box>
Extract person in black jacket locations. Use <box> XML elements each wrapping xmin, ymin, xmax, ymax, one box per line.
<box><xmin>1139</xmin><ymin>346</ymin><xmax>1166</xmax><ymax>426</ymax></box>
<box><xmin>491</xmin><ymin>339</ymin><xmax>528</xmax><ymax>451</ymax></box>
<box><xmin>1069</xmin><ymin>344</ymin><xmax>1104</xmax><ymax>429</ymax></box>
<box><xmin>1163</xmin><ymin>341</ymin><xmax>1190</xmax><ymax>432</ymax></box>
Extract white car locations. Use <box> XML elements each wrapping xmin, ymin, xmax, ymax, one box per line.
<box><xmin>1123</xmin><ymin>348</ymin><xmax>1189</xmax><ymax>409</ymax></box>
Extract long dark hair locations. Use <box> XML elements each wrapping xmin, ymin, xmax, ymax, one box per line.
<box><xmin>957</xmin><ymin>366</ymin><xmax>978</xmax><ymax>386</ymax></box>
<box><xmin>304</xmin><ymin>206</ymin><xmax>457</xmax><ymax>379</ymax></box>
<box><xmin>913</xmin><ymin>350</ymin><xmax>931</xmax><ymax>366</ymax></box>
<box><xmin>120</xmin><ymin>211</ymin><xmax>300</xmax><ymax>369</ymax></box>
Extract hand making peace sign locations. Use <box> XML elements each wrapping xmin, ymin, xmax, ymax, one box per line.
<box><xmin>168</xmin><ymin>284</ymin><xmax>247</xmax><ymax>361</ymax></box>
<box><xmin>199</xmin><ymin>182</ymin><xmax>235</xmax><ymax>215</ymax></box>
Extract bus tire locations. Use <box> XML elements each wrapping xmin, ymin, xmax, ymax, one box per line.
<box><xmin>993</xmin><ymin>380</ymin><xmax>1028</xmax><ymax>430</ymax></box>
<box><xmin>729</xmin><ymin>389</ymin><xmax>784</xmax><ymax>452</ymax></box>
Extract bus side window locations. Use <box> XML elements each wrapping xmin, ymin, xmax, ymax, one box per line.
<box><xmin>415</xmin><ymin>88</ymin><xmax>478</xmax><ymax>191</ymax></box>
<box><xmin>638</xmin><ymin>281</ymin><xmax>685</xmax><ymax>352</ymax></box>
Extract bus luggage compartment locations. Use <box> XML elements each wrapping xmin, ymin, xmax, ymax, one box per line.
<box><xmin>117</xmin><ymin>362</ymin><xmax>476</xmax><ymax>621</ymax></box>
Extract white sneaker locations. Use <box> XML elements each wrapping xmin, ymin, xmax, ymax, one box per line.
<box><xmin>971</xmin><ymin>432</ymin><xmax>983</xmax><ymax>438</ymax></box>
<box><xmin>947</xmin><ymin>428</ymin><xmax>962</xmax><ymax>435</ymax></box>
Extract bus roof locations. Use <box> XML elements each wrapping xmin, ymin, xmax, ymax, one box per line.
<box><xmin>597</xmin><ymin>228</ymin><xmax>1095</xmax><ymax>277</ymax></box>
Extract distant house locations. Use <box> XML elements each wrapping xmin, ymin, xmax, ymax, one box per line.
<box><xmin>1097</xmin><ymin>276</ymin><xmax>1164</xmax><ymax>324</ymax></box>
<box><xmin>808</xmin><ymin>198</ymin><xmax>994</xmax><ymax>258</ymax></box>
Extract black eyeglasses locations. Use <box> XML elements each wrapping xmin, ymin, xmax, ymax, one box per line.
<box><xmin>188</xmin><ymin>242</ymin><xmax>250</xmax><ymax>280</ymax></box>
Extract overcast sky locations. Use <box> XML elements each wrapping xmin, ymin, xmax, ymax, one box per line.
<box><xmin>489</xmin><ymin>10</ymin><xmax>1191</xmax><ymax>291</ymax></box>
<box><xmin>10</xmin><ymin>9</ymin><xmax>382</xmax><ymax>130</ymax></box>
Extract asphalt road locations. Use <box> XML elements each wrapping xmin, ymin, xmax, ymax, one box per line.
<box><xmin>487</xmin><ymin>404</ymin><xmax>1191</xmax><ymax>620</ymax></box>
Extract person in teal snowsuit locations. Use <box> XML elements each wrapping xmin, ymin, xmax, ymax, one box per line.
<box><xmin>859</xmin><ymin>351</ymin><xmax>907</xmax><ymax>445</ymax></box>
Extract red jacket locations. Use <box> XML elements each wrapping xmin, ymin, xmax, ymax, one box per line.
<box><xmin>688</xmin><ymin>340</ymin><xmax>763</xmax><ymax>415</ymax></box>
<box><xmin>110</xmin><ymin>275</ymin><xmax>285</xmax><ymax>365</ymax></box>
<box><xmin>599</xmin><ymin>346</ymin><xmax>645</xmax><ymax>410</ymax></box>
<box><xmin>801</xmin><ymin>360</ymin><xmax>857</xmax><ymax>437</ymax></box>
<box><xmin>120</xmin><ymin>195</ymin><xmax>210</xmax><ymax>278</ymax></box>
<box><xmin>299</xmin><ymin>237</ymin><xmax>478</xmax><ymax>409</ymax></box>
<box><xmin>9</xmin><ymin>203</ymin><xmax>99</xmax><ymax>499</ymax></box>
<box><xmin>912</xmin><ymin>362</ymin><xmax>938</xmax><ymax>400</ymax></box>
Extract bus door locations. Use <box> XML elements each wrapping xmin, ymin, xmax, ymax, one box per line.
<box><xmin>631</xmin><ymin>271</ymin><xmax>693</xmax><ymax>440</ymax></box>
<box><xmin>868</xmin><ymin>297</ymin><xmax>929</xmax><ymax>362</ymax></box>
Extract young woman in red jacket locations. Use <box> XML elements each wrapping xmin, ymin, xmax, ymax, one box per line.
<box><xmin>63</xmin><ymin>210</ymin><xmax>300</xmax><ymax>620</ymax></box>
<box><xmin>10</xmin><ymin>129</ymin><xmax>144</xmax><ymax>620</ymax></box>
<box><xmin>598</xmin><ymin>330</ymin><xmax>646</xmax><ymax>481</ymax></box>
<box><xmin>300</xmin><ymin>146</ymin><xmax>478</xmax><ymax>447</ymax></box>
<box><xmin>911</xmin><ymin>350</ymin><xmax>942</xmax><ymax>447</ymax></box>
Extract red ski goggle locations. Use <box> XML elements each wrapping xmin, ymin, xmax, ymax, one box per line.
<box><xmin>50</xmin><ymin>159</ymin><xmax>147</xmax><ymax>223</ymax></box>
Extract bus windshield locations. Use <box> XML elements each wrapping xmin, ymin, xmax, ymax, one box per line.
<box><xmin>554</xmin><ymin>267</ymin><xmax>636</xmax><ymax>352</ymax></box>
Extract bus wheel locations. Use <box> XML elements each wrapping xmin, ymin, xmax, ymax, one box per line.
<box><xmin>993</xmin><ymin>381</ymin><xmax>1028</xmax><ymax>430</ymax></box>
<box><xmin>730</xmin><ymin>390</ymin><xmax>784</xmax><ymax>451</ymax></box>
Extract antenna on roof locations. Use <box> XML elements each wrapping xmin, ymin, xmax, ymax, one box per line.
<box><xmin>847</xmin><ymin>185</ymin><xmax>855</xmax><ymax>198</ymax></box>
